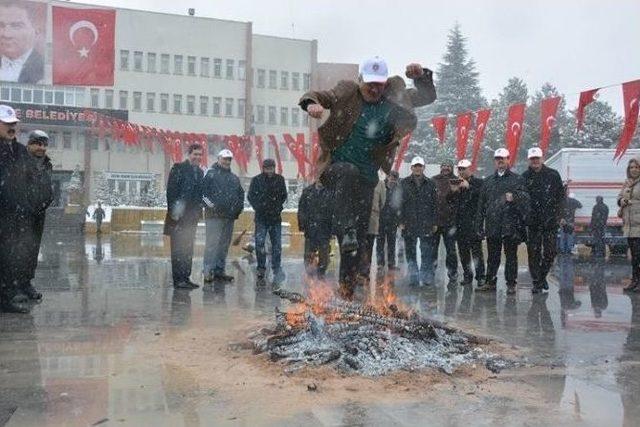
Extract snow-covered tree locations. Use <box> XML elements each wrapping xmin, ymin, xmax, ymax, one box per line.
<box><xmin>562</xmin><ymin>100</ymin><xmax>623</xmax><ymax>149</ymax></box>
<box><xmin>67</xmin><ymin>165</ymin><xmax>82</xmax><ymax>191</ymax></box>
<box><xmin>139</xmin><ymin>177</ymin><xmax>166</xmax><ymax>207</ymax></box>
<box><xmin>93</xmin><ymin>172</ymin><xmax>112</xmax><ymax>204</ymax></box>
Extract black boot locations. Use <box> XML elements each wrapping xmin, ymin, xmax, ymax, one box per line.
<box><xmin>1</xmin><ymin>296</ymin><xmax>29</xmax><ymax>313</ymax></box>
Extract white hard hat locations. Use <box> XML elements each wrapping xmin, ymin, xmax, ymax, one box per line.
<box><xmin>527</xmin><ymin>147</ymin><xmax>543</xmax><ymax>159</ymax></box>
<box><xmin>494</xmin><ymin>148</ymin><xmax>510</xmax><ymax>158</ymax></box>
<box><xmin>457</xmin><ymin>159</ymin><xmax>472</xmax><ymax>168</ymax></box>
<box><xmin>410</xmin><ymin>156</ymin><xmax>425</xmax><ymax>166</ymax></box>
<box><xmin>0</xmin><ymin>105</ymin><xmax>19</xmax><ymax>124</ymax></box>
<box><xmin>218</xmin><ymin>149</ymin><xmax>233</xmax><ymax>158</ymax></box>
<box><xmin>360</xmin><ymin>56</ymin><xmax>389</xmax><ymax>84</ymax></box>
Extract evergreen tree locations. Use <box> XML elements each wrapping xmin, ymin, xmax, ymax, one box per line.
<box><xmin>409</xmin><ymin>24</ymin><xmax>487</xmax><ymax>166</ymax></box>
<box><xmin>562</xmin><ymin>100</ymin><xmax>623</xmax><ymax>149</ymax></box>
<box><xmin>93</xmin><ymin>172</ymin><xmax>112</xmax><ymax>204</ymax></box>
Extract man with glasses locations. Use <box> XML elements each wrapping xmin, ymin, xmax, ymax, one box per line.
<box><xmin>475</xmin><ymin>148</ymin><xmax>529</xmax><ymax>295</ymax></box>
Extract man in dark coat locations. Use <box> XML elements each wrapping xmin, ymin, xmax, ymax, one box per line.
<box><xmin>298</xmin><ymin>181</ymin><xmax>333</xmax><ymax>278</ymax></box>
<box><xmin>299</xmin><ymin>56</ymin><xmax>436</xmax><ymax>299</ymax></box>
<box><xmin>164</xmin><ymin>144</ymin><xmax>204</xmax><ymax>289</ymax></box>
<box><xmin>248</xmin><ymin>158</ymin><xmax>288</xmax><ymax>285</ymax></box>
<box><xmin>450</xmin><ymin>159</ymin><xmax>485</xmax><ymax>288</ymax></box>
<box><xmin>377</xmin><ymin>170</ymin><xmax>401</xmax><ymax>270</ymax></box>
<box><xmin>475</xmin><ymin>148</ymin><xmax>530</xmax><ymax>295</ymax></box>
<box><xmin>202</xmin><ymin>149</ymin><xmax>245</xmax><ymax>283</ymax></box>
<box><xmin>0</xmin><ymin>105</ymin><xmax>31</xmax><ymax>312</ymax></box>
<box><xmin>523</xmin><ymin>147</ymin><xmax>565</xmax><ymax>293</ymax></box>
<box><xmin>23</xmin><ymin>130</ymin><xmax>54</xmax><ymax>301</ymax></box>
<box><xmin>590</xmin><ymin>196</ymin><xmax>609</xmax><ymax>258</ymax></box>
<box><xmin>559</xmin><ymin>190</ymin><xmax>583</xmax><ymax>254</ymax></box>
<box><xmin>93</xmin><ymin>202</ymin><xmax>106</xmax><ymax>234</ymax></box>
<box><xmin>400</xmin><ymin>156</ymin><xmax>438</xmax><ymax>287</ymax></box>
<box><xmin>432</xmin><ymin>159</ymin><xmax>459</xmax><ymax>284</ymax></box>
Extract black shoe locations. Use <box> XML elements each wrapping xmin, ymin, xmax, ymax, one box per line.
<box><xmin>341</xmin><ymin>229</ymin><xmax>358</xmax><ymax>254</ymax></box>
<box><xmin>506</xmin><ymin>283</ymin><xmax>517</xmax><ymax>295</ymax></box>
<box><xmin>460</xmin><ymin>277</ymin><xmax>473</xmax><ymax>286</ymax></box>
<box><xmin>1</xmin><ymin>297</ymin><xmax>29</xmax><ymax>313</ymax></box>
<box><xmin>475</xmin><ymin>279</ymin><xmax>485</xmax><ymax>288</ymax></box>
<box><xmin>174</xmin><ymin>281</ymin><xmax>194</xmax><ymax>289</ymax></box>
<box><xmin>542</xmin><ymin>278</ymin><xmax>549</xmax><ymax>291</ymax></box>
<box><xmin>187</xmin><ymin>281</ymin><xmax>200</xmax><ymax>289</ymax></box>
<box><xmin>531</xmin><ymin>284</ymin><xmax>543</xmax><ymax>294</ymax></box>
<box><xmin>203</xmin><ymin>273</ymin><xmax>215</xmax><ymax>283</ymax></box>
<box><xmin>477</xmin><ymin>281</ymin><xmax>497</xmax><ymax>292</ymax></box>
<box><xmin>214</xmin><ymin>273</ymin><xmax>234</xmax><ymax>282</ymax></box>
<box><xmin>23</xmin><ymin>284</ymin><xmax>43</xmax><ymax>301</ymax></box>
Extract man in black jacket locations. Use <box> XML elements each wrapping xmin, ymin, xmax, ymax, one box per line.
<box><xmin>476</xmin><ymin>148</ymin><xmax>530</xmax><ymax>295</ymax></box>
<box><xmin>0</xmin><ymin>105</ymin><xmax>31</xmax><ymax>312</ymax></box>
<box><xmin>202</xmin><ymin>149</ymin><xmax>245</xmax><ymax>283</ymax></box>
<box><xmin>523</xmin><ymin>147</ymin><xmax>565</xmax><ymax>293</ymax></box>
<box><xmin>163</xmin><ymin>144</ymin><xmax>204</xmax><ymax>289</ymax></box>
<box><xmin>590</xmin><ymin>196</ymin><xmax>609</xmax><ymax>258</ymax></box>
<box><xmin>450</xmin><ymin>159</ymin><xmax>485</xmax><ymax>288</ymax></box>
<box><xmin>377</xmin><ymin>170</ymin><xmax>401</xmax><ymax>270</ymax></box>
<box><xmin>248</xmin><ymin>158</ymin><xmax>288</xmax><ymax>285</ymax></box>
<box><xmin>432</xmin><ymin>160</ymin><xmax>459</xmax><ymax>284</ymax></box>
<box><xmin>400</xmin><ymin>156</ymin><xmax>438</xmax><ymax>287</ymax></box>
<box><xmin>298</xmin><ymin>181</ymin><xmax>333</xmax><ymax>278</ymax></box>
<box><xmin>22</xmin><ymin>130</ymin><xmax>54</xmax><ymax>301</ymax></box>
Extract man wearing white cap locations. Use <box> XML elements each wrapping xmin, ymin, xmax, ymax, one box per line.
<box><xmin>201</xmin><ymin>149</ymin><xmax>245</xmax><ymax>284</ymax></box>
<box><xmin>522</xmin><ymin>147</ymin><xmax>564</xmax><ymax>293</ymax></box>
<box><xmin>299</xmin><ymin>56</ymin><xmax>436</xmax><ymax>298</ymax></box>
<box><xmin>0</xmin><ymin>104</ymin><xmax>32</xmax><ymax>312</ymax></box>
<box><xmin>475</xmin><ymin>148</ymin><xmax>530</xmax><ymax>295</ymax></box>
<box><xmin>163</xmin><ymin>143</ymin><xmax>204</xmax><ymax>289</ymax></box>
<box><xmin>450</xmin><ymin>159</ymin><xmax>485</xmax><ymax>288</ymax></box>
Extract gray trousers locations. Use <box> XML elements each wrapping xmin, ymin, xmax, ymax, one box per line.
<box><xmin>204</xmin><ymin>218</ymin><xmax>234</xmax><ymax>275</ymax></box>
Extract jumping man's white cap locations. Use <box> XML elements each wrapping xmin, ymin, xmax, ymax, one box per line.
<box><xmin>360</xmin><ymin>56</ymin><xmax>389</xmax><ymax>83</ymax></box>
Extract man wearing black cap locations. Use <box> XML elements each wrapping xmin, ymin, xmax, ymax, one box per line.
<box><xmin>248</xmin><ymin>158</ymin><xmax>288</xmax><ymax>286</ymax></box>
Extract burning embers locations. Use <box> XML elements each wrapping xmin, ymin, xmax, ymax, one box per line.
<box><xmin>248</xmin><ymin>282</ymin><xmax>515</xmax><ymax>376</ymax></box>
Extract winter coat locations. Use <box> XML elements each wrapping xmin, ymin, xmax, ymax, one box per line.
<box><xmin>248</xmin><ymin>173</ymin><xmax>287</xmax><ymax>225</ymax></box>
<box><xmin>367</xmin><ymin>180</ymin><xmax>387</xmax><ymax>235</ymax></box>
<box><xmin>163</xmin><ymin>160</ymin><xmax>204</xmax><ymax>235</ymax></box>
<box><xmin>618</xmin><ymin>178</ymin><xmax>640</xmax><ymax>238</ymax></box>
<box><xmin>0</xmin><ymin>138</ymin><xmax>33</xmax><ymax>217</ymax></box>
<box><xmin>298</xmin><ymin>69</ymin><xmax>436</xmax><ymax>179</ymax></box>
<box><xmin>201</xmin><ymin>163</ymin><xmax>245</xmax><ymax>221</ymax></box>
<box><xmin>522</xmin><ymin>165</ymin><xmax>565</xmax><ymax>231</ymax></box>
<box><xmin>298</xmin><ymin>184</ymin><xmax>333</xmax><ymax>242</ymax></box>
<box><xmin>452</xmin><ymin>175</ymin><xmax>484</xmax><ymax>239</ymax></box>
<box><xmin>432</xmin><ymin>172</ymin><xmax>458</xmax><ymax>227</ymax></box>
<box><xmin>28</xmin><ymin>154</ymin><xmax>54</xmax><ymax>218</ymax></box>
<box><xmin>590</xmin><ymin>202</ymin><xmax>609</xmax><ymax>234</ymax></box>
<box><xmin>380</xmin><ymin>180</ymin><xmax>402</xmax><ymax>229</ymax></box>
<box><xmin>399</xmin><ymin>175</ymin><xmax>438</xmax><ymax>238</ymax></box>
<box><xmin>476</xmin><ymin>169</ymin><xmax>530</xmax><ymax>242</ymax></box>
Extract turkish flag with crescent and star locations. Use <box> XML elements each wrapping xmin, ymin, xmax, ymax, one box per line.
<box><xmin>470</xmin><ymin>109</ymin><xmax>491</xmax><ymax>171</ymax></box>
<box><xmin>52</xmin><ymin>6</ymin><xmax>116</xmax><ymax>86</ymax></box>
<box><xmin>455</xmin><ymin>113</ymin><xmax>473</xmax><ymax>161</ymax></box>
<box><xmin>614</xmin><ymin>80</ymin><xmax>640</xmax><ymax>161</ymax></box>
<box><xmin>540</xmin><ymin>96</ymin><xmax>561</xmax><ymax>155</ymax></box>
<box><xmin>505</xmin><ymin>103</ymin><xmax>526</xmax><ymax>165</ymax></box>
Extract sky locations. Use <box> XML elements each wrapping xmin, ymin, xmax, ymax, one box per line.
<box><xmin>73</xmin><ymin>0</ymin><xmax>640</xmax><ymax>114</ymax></box>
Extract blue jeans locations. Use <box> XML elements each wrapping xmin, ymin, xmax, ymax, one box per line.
<box><xmin>559</xmin><ymin>231</ymin><xmax>574</xmax><ymax>254</ymax></box>
<box><xmin>204</xmin><ymin>218</ymin><xmax>234</xmax><ymax>275</ymax></box>
<box><xmin>404</xmin><ymin>234</ymin><xmax>435</xmax><ymax>284</ymax></box>
<box><xmin>255</xmin><ymin>221</ymin><xmax>282</xmax><ymax>272</ymax></box>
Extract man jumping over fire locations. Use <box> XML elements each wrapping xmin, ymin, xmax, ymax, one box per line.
<box><xmin>299</xmin><ymin>56</ymin><xmax>436</xmax><ymax>299</ymax></box>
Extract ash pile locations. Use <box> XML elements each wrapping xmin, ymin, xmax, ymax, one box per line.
<box><xmin>249</xmin><ymin>288</ymin><xmax>515</xmax><ymax>376</ymax></box>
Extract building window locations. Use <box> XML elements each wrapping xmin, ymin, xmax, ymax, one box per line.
<box><xmin>22</xmin><ymin>88</ymin><xmax>32</xmax><ymax>103</ymax></box>
<box><xmin>160</xmin><ymin>54</ymin><xmax>170</xmax><ymax>73</ymax></box>
<box><xmin>281</xmin><ymin>71</ymin><xmax>289</xmax><ymax>89</ymax></box>
<box><xmin>133</xmin><ymin>51</ymin><xmax>143</xmax><ymax>71</ymax></box>
<box><xmin>174</xmin><ymin>55</ymin><xmax>183</xmax><ymax>75</ymax></box>
<box><xmin>120</xmin><ymin>50</ymin><xmax>129</xmax><ymax>70</ymax></box>
<box><xmin>146</xmin><ymin>92</ymin><xmax>155</xmax><ymax>112</ymax></box>
<box><xmin>303</xmin><ymin>73</ymin><xmax>311</xmax><ymax>90</ymax></box>
<box><xmin>212</xmin><ymin>97</ymin><xmax>221</xmax><ymax>116</ymax></box>
<box><xmin>105</xmin><ymin>89</ymin><xmax>113</xmax><ymax>109</ymax></box>
<box><xmin>291</xmin><ymin>108</ymin><xmax>299</xmax><ymax>127</ymax></box>
<box><xmin>187</xmin><ymin>95</ymin><xmax>195</xmax><ymax>114</ymax></box>
<box><xmin>225</xmin><ymin>98</ymin><xmax>233</xmax><ymax>117</ymax></box>
<box><xmin>199</xmin><ymin>96</ymin><xmax>208</xmax><ymax>115</ymax></box>
<box><xmin>292</xmin><ymin>72</ymin><xmax>300</xmax><ymax>90</ymax></box>
<box><xmin>257</xmin><ymin>69</ymin><xmax>265</xmax><ymax>88</ymax></box>
<box><xmin>55</xmin><ymin>90</ymin><xmax>64</xmax><ymax>105</ymax></box>
<box><xmin>133</xmin><ymin>92</ymin><xmax>142</xmax><ymax>111</ymax></box>
<box><xmin>187</xmin><ymin>56</ymin><xmax>196</xmax><ymax>76</ymax></box>
<box><xmin>48</xmin><ymin>132</ymin><xmax>57</xmax><ymax>149</ymax></box>
<box><xmin>226</xmin><ymin>59</ymin><xmax>234</xmax><ymax>79</ymax></box>
<box><xmin>119</xmin><ymin>90</ymin><xmax>128</xmax><ymax>110</ymax></box>
<box><xmin>238</xmin><ymin>60</ymin><xmax>246</xmax><ymax>80</ymax></box>
<box><xmin>160</xmin><ymin>93</ymin><xmax>169</xmax><ymax>113</ymax></box>
<box><xmin>147</xmin><ymin>53</ymin><xmax>156</xmax><ymax>73</ymax></box>
<box><xmin>200</xmin><ymin>58</ymin><xmax>210</xmax><ymax>77</ymax></box>
<box><xmin>257</xmin><ymin>105</ymin><xmax>265</xmax><ymax>124</ymax></box>
<box><xmin>269</xmin><ymin>70</ymin><xmax>277</xmax><ymax>89</ymax></box>
<box><xmin>238</xmin><ymin>99</ymin><xmax>245</xmax><ymax>119</ymax></box>
<box><xmin>173</xmin><ymin>94</ymin><xmax>182</xmax><ymax>113</ymax></box>
<box><xmin>280</xmin><ymin>107</ymin><xmax>288</xmax><ymax>126</ymax></box>
<box><xmin>90</xmin><ymin>88</ymin><xmax>99</xmax><ymax>108</ymax></box>
<box><xmin>63</xmin><ymin>132</ymin><xmax>72</xmax><ymax>149</ymax></box>
<box><xmin>33</xmin><ymin>89</ymin><xmax>43</xmax><ymax>103</ymax></box>
<box><xmin>213</xmin><ymin>58</ymin><xmax>222</xmax><ymax>78</ymax></box>
<box><xmin>268</xmin><ymin>106</ymin><xmax>276</xmax><ymax>125</ymax></box>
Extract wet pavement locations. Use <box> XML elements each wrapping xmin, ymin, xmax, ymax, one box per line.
<box><xmin>1</xmin><ymin>232</ymin><xmax>639</xmax><ymax>426</ymax></box>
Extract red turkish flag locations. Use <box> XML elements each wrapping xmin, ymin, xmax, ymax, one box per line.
<box><xmin>393</xmin><ymin>133</ymin><xmax>413</xmax><ymax>172</ymax></box>
<box><xmin>268</xmin><ymin>135</ymin><xmax>283</xmax><ymax>175</ymax></box>
<box><xmin>470</xmin><ymin>109</ymin><xmax>491</xmax><ymax>172</ymax></box>
<box><xmin>576</xmin><ymin>89</ymin><xmax>599</xmax><ymax>131</ymax></box>
<box><xmin>52</xmin><ymin>7</ymin><xmax>115</xmax><ymax>85</ymax></box>
<box><xmin>540</xmin><ymin>96</ymin><xmax>561</xmax><ymax>155</ymax></box>
<box><xmin>456</xmin><ymin>113</ymin><xmax>473</xmax><ymax>161</ymax></box>
<box><xmin>255</xmin><ymin>136</ymin><xmax>265</xmax><ymax>168</ymax></box>
<box><xmin>614</xmin><ymin>80</ymin><xmax>640</xmax><ymax>161</ymax></box>
<box><xmin>505</xmin><ymin>103</ymin><xmax>526</xmax><ymax>165</ymax></box>
<box><xmin>284</xmin><ymin>133</ymin><xmax>307</xmax><ymax>179</ymax></box>
<box><xmin>432</xmin><ymin>116</ymin><xmax>447</xmax><ymax>144</ymax></box>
